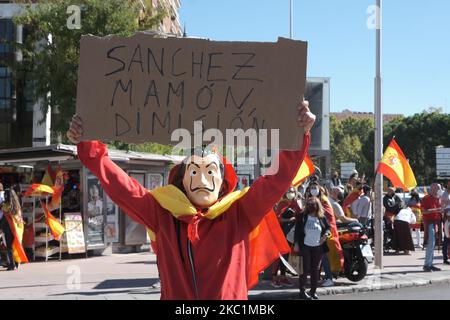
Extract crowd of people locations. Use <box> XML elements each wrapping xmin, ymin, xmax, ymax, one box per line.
<box><xmin>271</xmin><ymin>171</ymin><xmax>450</xmax><ymax>300</ymax></box>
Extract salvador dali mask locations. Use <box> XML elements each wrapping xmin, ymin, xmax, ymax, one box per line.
<box><xmin>182</xmin><ymin>154</ymin><xmax>223</xmax><ymax>208</ymax></box>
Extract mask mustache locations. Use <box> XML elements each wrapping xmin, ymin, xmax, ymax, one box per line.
<box><xmin>190</xmin><ymin>177</ymin><xmax>216</xmax><ymax>193</ymax></box>
<box><xmin>190</xmin><ymin>186</ymin><xmax>215</xmax><ymax>192</ymax></box>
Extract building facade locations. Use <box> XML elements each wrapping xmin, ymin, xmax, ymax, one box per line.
<box><xmin>332</xmin><ymin>109</ymin><xmax>403</xmax><ymax>123</ymax></box>
<box><xmin>151</xmin><ymin>0</ymin><xmax>182</xmax><ymax>36</ymax></box>
<box><xmin>0</xmin><ymin>2</ymin><xmax>44</xmax><ymax>149</ymax></box>
<box><xmin>0</xmin><ymin>0</ymin><xmax>182</xmax><ymax>150</ymax></box>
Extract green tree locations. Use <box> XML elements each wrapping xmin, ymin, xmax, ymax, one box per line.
<box><xmin>330</xmin><ymin>116</ymin><xmax>374</xmax><ymax>179</ymax></box>
<box><xmin>10</xmin><ymin>0</ymin><xmax>166</xmax><ymax>139</ymax></box>
<box><xmin>384</xmin><ymin>110</ymin><xmax>450</xmax><ymax>185</ymax></box>
<box><xmin>330</xmin><ymin>110</ymin><xmax>450</xmax><ymax>186</ymax></box>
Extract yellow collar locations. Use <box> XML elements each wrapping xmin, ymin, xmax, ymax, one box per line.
<box><xmin>150</xmin><ymin>185</ymin><xmax>250</xmax><ymax>220</ymax></box>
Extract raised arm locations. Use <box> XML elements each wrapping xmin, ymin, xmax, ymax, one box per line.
<box><xmin>238</xmin><ymin>100</ymin><xmax>315</xmax><ymax>230</ymax></box>
<box><xmin>67</xmin><ymin>116</ymin><xmax>159</xmax><ymax>232</ymax></box>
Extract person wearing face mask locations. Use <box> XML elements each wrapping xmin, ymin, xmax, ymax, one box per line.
<box><xmin>330</xmin><ymin>172</ymin><xmax>343</xmax><ymax>189</ymax></box>
<box><xmin>271</xmin><ymin>187</ymin><xmax>302</xmax><ymax>287</ymax></box>
<box><xmin>305</xmin><ymin>182</ymin><xmax>343</xmax><ymax>288</ymax></box>
<box><xmin>67</xmin><ymin>101</ymin><xmax>316</xmax><ymax>300</ymax></box>
<box><xmin>294</xmin><ymin>196</ymin><xmax>331</xmax><ymax>300</ymax></box>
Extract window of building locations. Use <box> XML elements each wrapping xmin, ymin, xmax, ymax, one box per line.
<box><xmin>0</xmin><ymin>67</ymin><xmax>13</xmax><ymax>110</ymax></box>
<box><xmin>0</xmin><ymin>19</ymin><xmax>14</xmax><ymax>54</ymax></box>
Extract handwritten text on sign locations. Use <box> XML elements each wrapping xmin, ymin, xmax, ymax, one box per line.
<box><xmin>76</xmin><ymin>34</ymin><xmax>307</xmax><ymax>150</ymax></box>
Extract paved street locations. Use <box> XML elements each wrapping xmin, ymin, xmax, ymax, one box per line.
<box><xmin>0</xmin><ymin>248</ymin><xmax>161</xmax><ymax>300</ymax></box>
<box><xmin>321</xmin><ymin>283</ymin><xmax>450</xmax><ymax>300</ymax></box>
<box><xmin>250</xmin><ymin>248</ymin><xmax>450</xmax><ymax>300</ymax></box>
<box><xmin>1</xmin><ymin>246</ymin><xmax>450</xmax><ymax>300</ymax></box>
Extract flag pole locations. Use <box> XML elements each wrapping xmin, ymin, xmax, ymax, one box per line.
<box><xmin>374</xmin><ymin>0</ymin><xmax>384</xmax><ymax>269</ymax></box>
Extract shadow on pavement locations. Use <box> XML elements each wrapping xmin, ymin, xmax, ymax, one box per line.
<box><xmin>118</xmin><ymin>260</ymin><xmax>157</xmax><ymax>265</ymax></box>
<box><xmin>378</xmin><ymin>270</ymin><xmax>431</xmax><ymax>276</ymax></box>
<box><xmin>383</xmin><ymin>265</ymin><xmax>426</xmax><ymax>268</ymax></box>
<box><xmin>0</xmin><ymin>283</ymin><xmax>60</xmax><ymax>290</ymax></box>
<box><xmin>94</xmin><ymin>278</ymin><xmax>159</xmax><ymax>289</ymax></box>
<box><xmin>48</xmin><ymin>289</ymin><xmax>161</xmax><ymax>297</ymax></box>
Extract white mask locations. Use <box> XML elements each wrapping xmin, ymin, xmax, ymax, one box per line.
<box><xmin>438</xmin><ymin>189</ymin><xmax>444</xmax><ymax>198</ymax></box>
<box><xmin>310</xmin><ymin>188</ymin><xmax>320</xmax><ymax>197</ymax></box>
<box><xmin>286</xmin><ymin>192</ymin><xmax>296</xmax><ymax>200</ymax></box>
<box><xmin>0</xmin><ymin>191</ymin><xmax>4</xmax><ymax>204</ymax></box>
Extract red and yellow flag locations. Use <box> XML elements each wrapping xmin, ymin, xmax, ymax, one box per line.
<box><xmin>41</xmin><ymin>164</ymin><xmax>56</xmax><ymax>187</ymax></box>
<box><xmin>24</xmin><ymin>184</ymin><xmax>54</xmax><ymax>197</ymax></box>
<box><xmin>4</xmin><ymin>212</ymin><xmax>29</xmax><ymax>264</ymax></box>
<box><xmin>343</xmin><ymin>189</ymin><xmax>363</xmax><ymax>218</ymax></box>
<box><xmin>48</xmin><ymin>168</ymin><xmax>64</xmax><ymax>211</ymax></box>
<box><xmin>376</xmin><ymin>139</ymin><xmax>417</xmax><ymax>191</ymax></box>
<box><xmin>292</xmin><ymin>155</ymin><xmax>315</xmax><ymax>187</ymax></box>
<box><xmin>247</xmin><ymin>209</ymin><xmax>291</xmax><ymax>289</ymax></box>
<box><xmin>41</xmin><ymin>201</ymin><xmax>65</xmax><ymax>241</ymax></box>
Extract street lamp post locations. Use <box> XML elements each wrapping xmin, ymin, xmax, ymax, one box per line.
<box><xmin>374</xmin><ymin>0</ymin><xmax>384</xmax><ymax>269</ymax></box>
<box><xmin>290</xmin><ymin>0</ymin><xmax>293</xmax><ymax>39</ymax></box>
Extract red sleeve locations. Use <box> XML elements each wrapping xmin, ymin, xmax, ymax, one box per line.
<box><xmin>290</xmin><ymin>199</ymin><xmax>302</xmax><ymax>213</ymax></box>
<box><xmin>77</xmin><ymin>141</ymin><xmax>159</xmax><ymax>232</ymax></box>
<box><xmin>238</xmin><ymin>133</ymin><xmax>311</xmax><ymax>230</ymax></box>
<box><xmin>276</xmin><ymin>200</ymin><xmax>289</xmax><ymax>217</ymax></box>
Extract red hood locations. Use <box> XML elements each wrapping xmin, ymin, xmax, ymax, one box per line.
<box><xmin>168</xmin><ymin>154</ymin><xmax>238</xmax><ymax>199</ymax></box>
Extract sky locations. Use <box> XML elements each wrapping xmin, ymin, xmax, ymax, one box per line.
<box><xmin>179</xmin><ymin>0</ymin><xmax>450</xmax><ymax>116</ymax></box>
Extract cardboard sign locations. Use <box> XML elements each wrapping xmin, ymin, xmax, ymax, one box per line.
<box><xmin>76</xmin><ymin>34</ymin><xmax>308</xmax><ymax>150</ymax></box>
<box><xmin>63</xmin><ymin>212</ymin><xmax>86</xmax><ymax>254</ymax></box>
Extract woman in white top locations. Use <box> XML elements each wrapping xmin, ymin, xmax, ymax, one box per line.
<box><xmin>294</xmin><ymin>196</ymin><xmax>331</xmax><ymax>300</ymax></box>
<box><xmin>393</xmin><ymin>207</ymin><xmax>416</xmax><ymax>255</ymax></box>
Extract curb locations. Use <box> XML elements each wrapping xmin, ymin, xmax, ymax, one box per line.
<box><xmin>249</xmin><ymin>276</ymin><xmax>450</xmax><ymax>300</ymax></box>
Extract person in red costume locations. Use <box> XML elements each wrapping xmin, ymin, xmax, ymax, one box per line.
<box><xmin>67</xmin><ymin>101</ymin><xmax>315</xmax><ymax>300</ymax></box>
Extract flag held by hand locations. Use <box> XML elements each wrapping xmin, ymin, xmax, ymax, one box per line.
<box><xmin>376</xmin><ymin>138</ymin><xmax>417</xmax><ymax>191</ymax></box>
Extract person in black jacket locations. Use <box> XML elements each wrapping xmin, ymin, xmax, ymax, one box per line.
<box><xmin>0</xmin><ymin>188</ymin><xmax>20</xmax><ymax>270</ymax></box>
<box><xmin>294</xmin><ymin>196</ymin><xmax>331</xmax><ymax>300</ymax></box>
<box><xmin>383</xmin><ymin>187</ymin><xmax>404</xmax><ymax>249</ymax></box>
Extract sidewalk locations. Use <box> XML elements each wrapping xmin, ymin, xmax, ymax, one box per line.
<box><xmin>0</xmin><ymin>247</ymin><xmax>449</xmax><ymax>299</ymax></box>
<box><xmin>249</xmin><ymin>248</ymin><xmax>450</xmax><ymax>299</ymax></box>
<box><xmin>0</xmin><ymin>247</ymin><xmax>161</xmax><ymax>300</ymax></box>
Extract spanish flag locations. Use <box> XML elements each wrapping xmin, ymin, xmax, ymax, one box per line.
<box><xmin>292</xmin><ymin>155</ymin><xmax>315</xmax><ymax>187</ymax></box>
<box><xmin>343</xmin><ymin>189</ymin><xmax>363</xmax><ymax>217</ymax></box>
<box><xmin>376</xmin><ymin>138</ymin><xmax>417</xmax><ymax>191</ymax></box>
<box><xmin>247</xmin><ymin>209</ymin><xmax>291</xmax><ymax>288</ymax></box>
<box><xmin>24</xmin><ymin>183</ymin><xmax>54</xmax><ymax>197</ymax></box>
<box><xmin>48</xmin><ymin>168</ymin><xmax>64</xmax><ymax>211</ymax></box>
<box><xmin>41</xmin><ymin>164</ymin><xmax>56</xmax><ymax>187</ymax></box>
<box><xmin>41</xmin><ymin>201</ymin><xmax>65</xmax><ymax>241</ymax></box>
<box><xmin>3</xmin><ymin>211</ymin><xmax>29</xmax><ymax>264</ymax></box>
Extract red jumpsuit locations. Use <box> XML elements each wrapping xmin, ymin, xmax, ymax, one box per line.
<box><xmin>77</xmin><ymin>133</ymin><xmax>310</xmax><ymax>300</ymax></box>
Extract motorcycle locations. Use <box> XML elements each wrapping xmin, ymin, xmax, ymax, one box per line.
<box><xmin>337</xmin><ymin>222</ymin><xmax>373</xmax><ymax>282</ymax></box>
